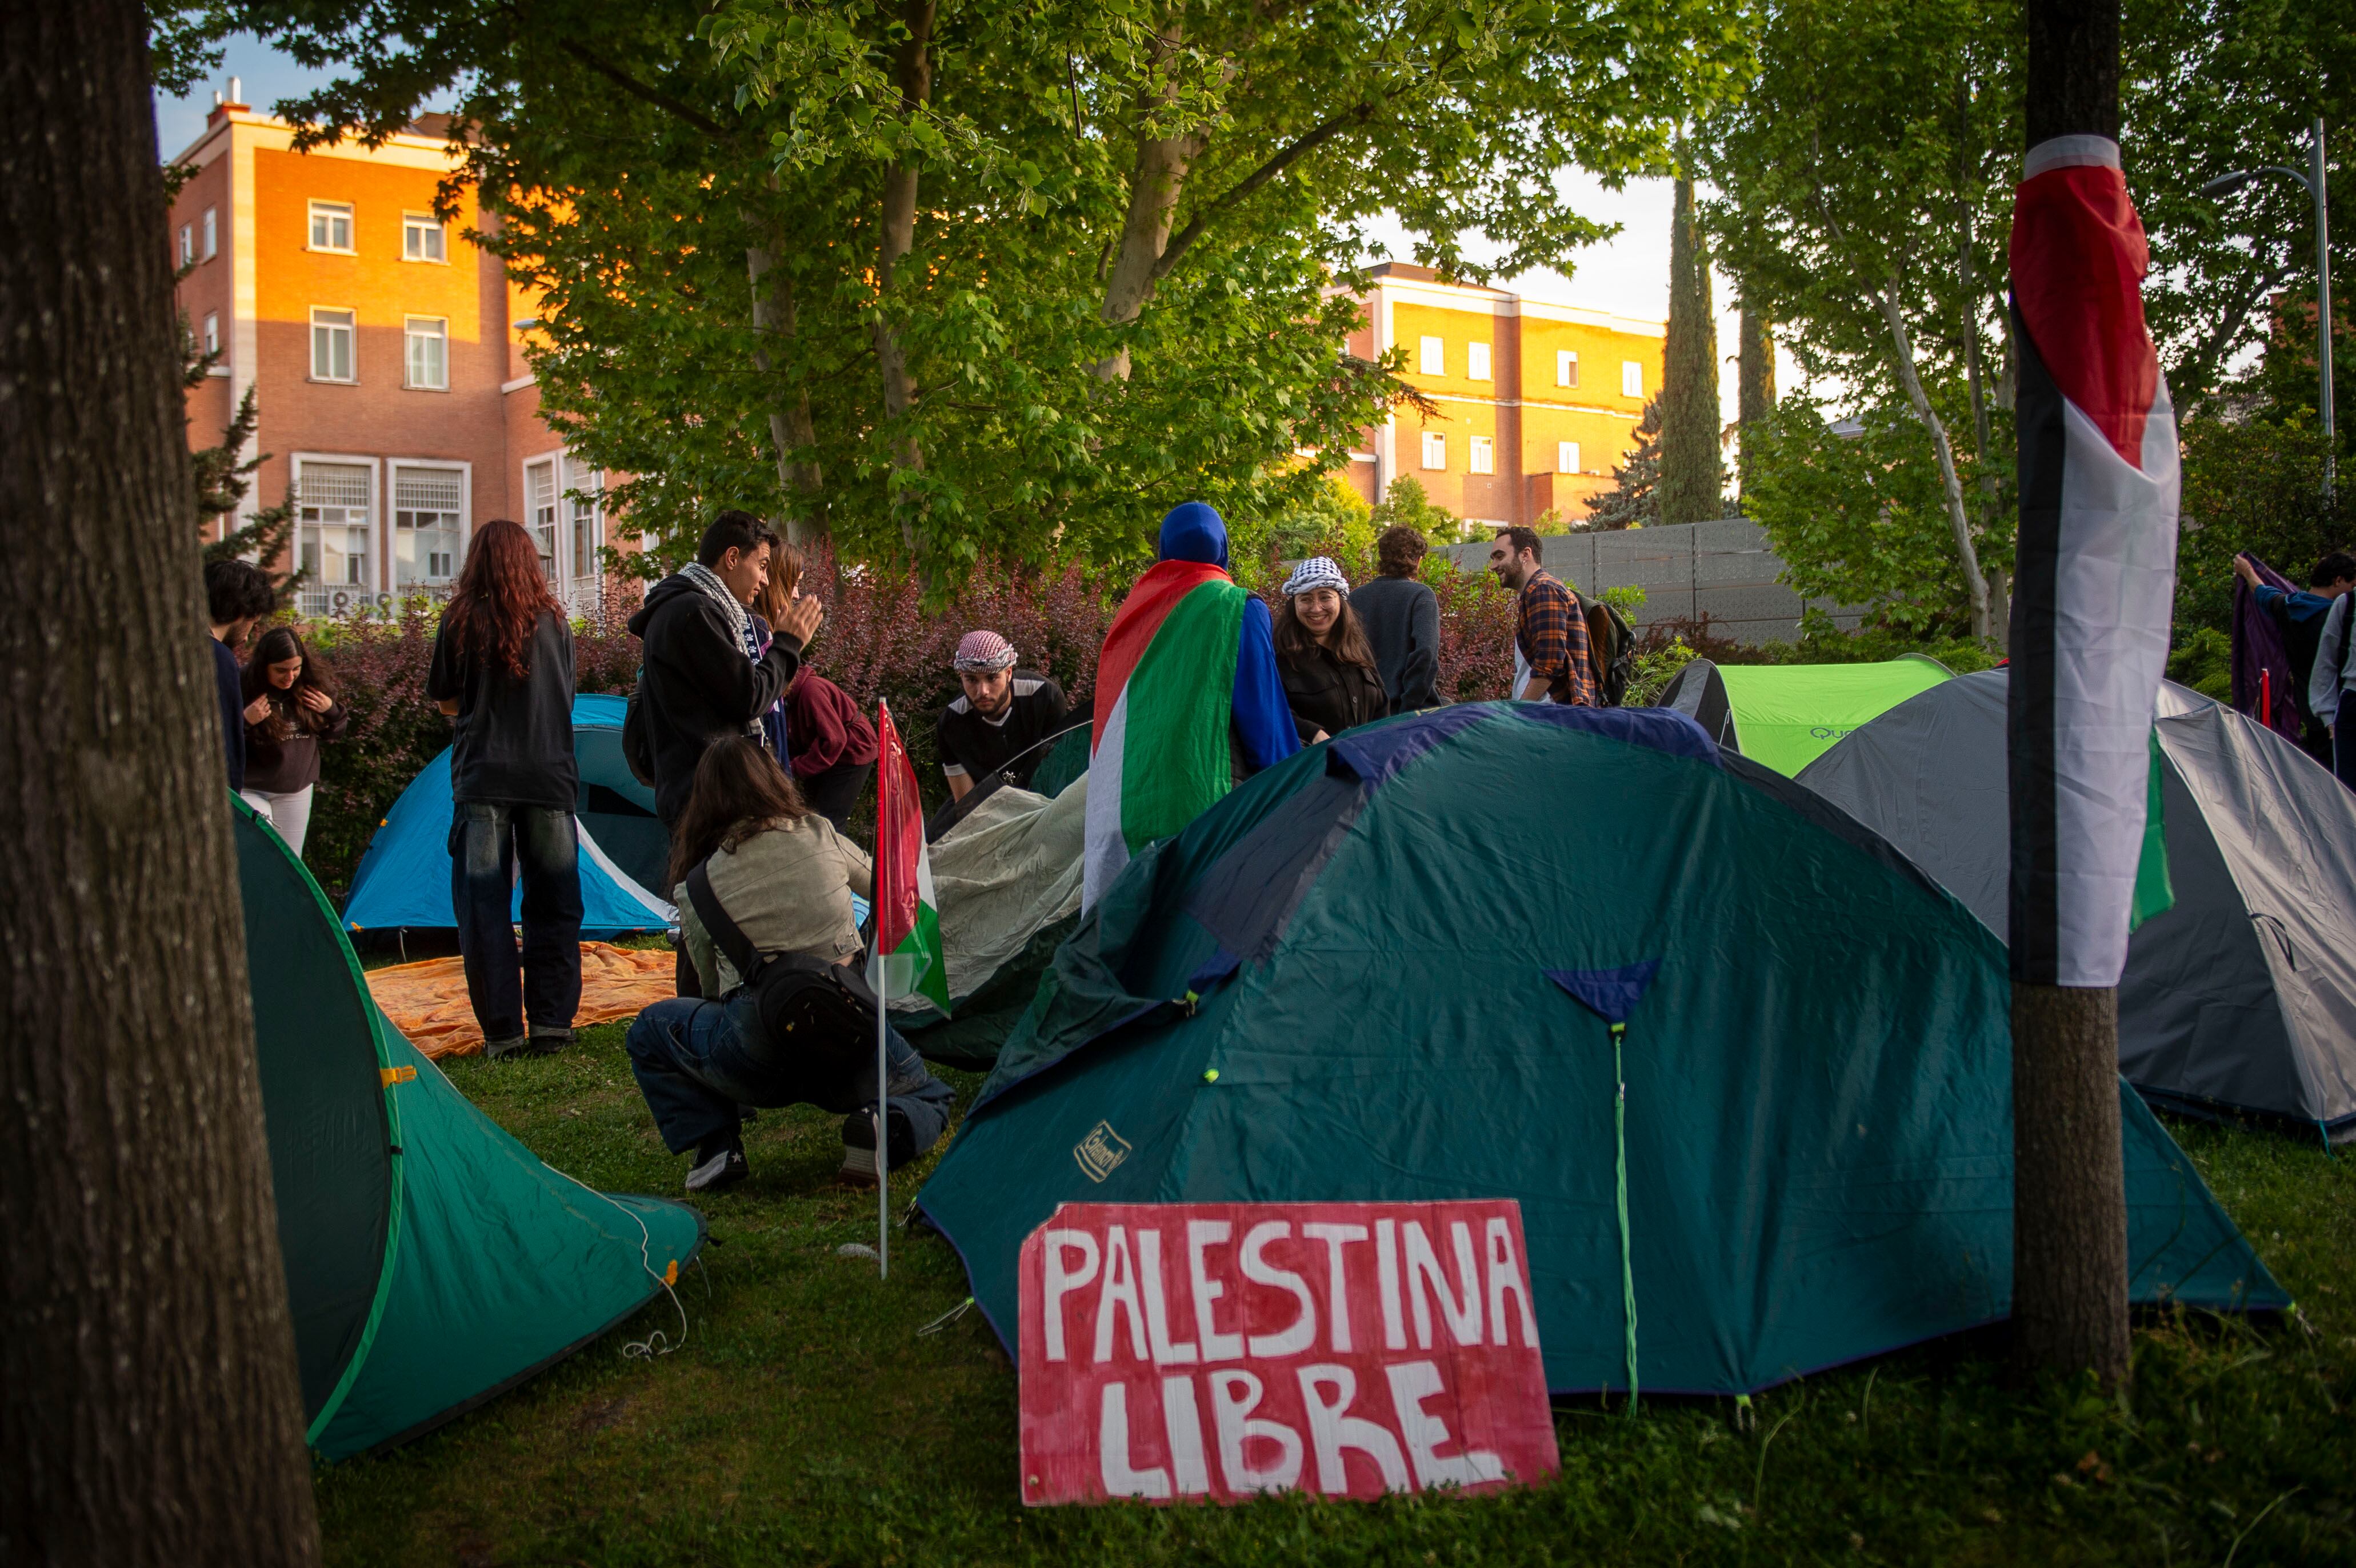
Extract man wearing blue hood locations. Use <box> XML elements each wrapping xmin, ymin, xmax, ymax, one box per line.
<box><xmin>1083</xmin><ymin>502</ymin><xmax>1299</xmax><ymax>906</ymax></box>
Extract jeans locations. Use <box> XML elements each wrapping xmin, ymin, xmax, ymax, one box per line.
<box><xmin>625</xmin><ymin>991</ymin><xmax>953</xmax><ymax>1157</ymax></box>
<box><xmin>451</xmin><ymin>802</ymin><xmax>584</xmax><ymax>1041</ymax></box>
<box><xmin>2338</xmin><ymin>723</ymin><xmax>2356</xmax><ymax>793</ymax></box>
<box><xmin>239</xmin><ymin>783</ymin><xmax>314</xmax><ymax>855</ymax></box>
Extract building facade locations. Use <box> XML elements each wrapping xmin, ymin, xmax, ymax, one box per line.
<box><xmin>170</xmin><ymin>97</ymin><xmax>614</xmax><ymax>617</ymax></box>
<box><xmin>1339</xmin><ymin>263</ymin><xmax>1665</xmax><ymax>533</ymax></box>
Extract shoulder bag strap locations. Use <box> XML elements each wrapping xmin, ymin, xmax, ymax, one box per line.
<box><xmin>683</xmin><ymin>857</ymin><xmax>765</xmax><ymax>985</ymax></box>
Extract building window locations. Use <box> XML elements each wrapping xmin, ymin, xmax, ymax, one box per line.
<box><xmin>1558</xmin><ymin>441</ymin><xmax>1581</xmax><ymax>475</ymax></box>
<box><xmin>1421</xmin><ymin>431</ymin><xmax>1446</xmax><ymax>470</ymax></box>
<box><xmin>404</xmin><ymin>317</ymin><xmax>447</xmax><ymax>390</ymax></box>
<box><xmin>178</xmin><ymin>225</ymin><xmax>193</xmax><ymax>266</ymax></box>
<box><xmin>1419</xmin><ymin>336</ymin><xmax>1445</xmax><ymax>377</ymax></box>
<box><xmin>403</xmin><ymin>213</ymin><xmax>446</xmax><ymax>262</ymax></box>
<box><xmin>1469</xmin><ymin>436</ymin><xmax>1494</xmax><ymax>475</ymax></box>
<box><xmin>202</xmin><ymin>209</ymin><xmax>218</xmax><ymax>260</ymax></box>
<box><xmin>393</xmin><ymin>466</ymin><xmax>463</xmax><ymax>591</ymax></box>
<box><xmin>1557</xmin><ymin>350</ymin><xmax>1578</xmax><ymax>388</ymax></box>
<box><xmin>309</xmin><ymin>201</ymin><xmax>354</xmax><ymax>253</ymax></box>
<box><xmin>203</xmin><ymin>313</ymin><xmax>219</xmax><ymax>355</ymax></box>
<box><xmin>310</xmin><ymin>308</ymin><xmax>355</xmax><ymax>381</ymax></box>
<box><xmin>1622</xmin><ymin>360</ymin><xmax>1643</xmax><ymax>399</ymax></box>
<box><xmin>526</xmin><ymin>459</ymin><xmax>559</xmax><ymax>584</ymax></box>
<box><xmin>565</xmin><ymin>454</ymin><xmax>603</xmax><ymax>587</ymax></box>
<box><xmin>1467</xmin><ymin>342</ymin><xmax>1491</xmax><ymax>381</ymax></box>
<box><xmin>297</xmin><ymin>463</ymin><xmax>372</xmax><ymax>616</ymax></box>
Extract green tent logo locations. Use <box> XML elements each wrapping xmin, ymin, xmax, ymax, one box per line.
<box><xmin>1074</xmin><ymin>1121</ymin><xmax>1132</xmax><ymax>1182</ymax></box>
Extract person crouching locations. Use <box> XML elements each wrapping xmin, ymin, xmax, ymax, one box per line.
<box><xmin>623</xmin><ymin>739</ymin><xmax>953</xmax><ymax>1193</ymax></box>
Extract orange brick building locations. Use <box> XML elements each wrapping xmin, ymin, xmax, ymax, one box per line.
<box><xmin>1339</xmin><ymin>262</ymin><xmax>1665</xmax><ymax>533</ymax></box>
<box><xmin>170</xmin><ymin>96</ymin><xmax>615</xmax><ymax>617</ymax></box>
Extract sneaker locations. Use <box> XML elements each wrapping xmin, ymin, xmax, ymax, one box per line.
<box><xmin>685</xmin><ymin>1146</ymin><xmax>749</xmax><ymax>1194</ymax></box>
<box><xmin>526</xmin><ymin>1029</ymin><xmax>574</xmax><ymax>1057</ymax></box>
<box><xmin>482</xmin><ymin>1034</ymin><xmax>531</xmax><ymax>1061</ymax></box>
<box><xmin>838</xmin><ymin>1107</ymin><xmax>918</xmax><ymax>1185</ymax></box>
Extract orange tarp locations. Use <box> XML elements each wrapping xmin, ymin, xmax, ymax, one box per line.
<box><xmin>366</xmin><ymin>942</ymin><xmax>675</xmax><ymax>1059</ymax></box>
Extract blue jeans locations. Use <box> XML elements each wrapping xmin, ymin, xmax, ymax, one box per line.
<box><xmin>625</xmin><ymin>991</ymin><xmax>953</xmax><ymax>1157</ymax></box>
<box><xmin>450</xmin><ymin>802</ymin><xmax>583</xmax><ymax>1041</ymax></box>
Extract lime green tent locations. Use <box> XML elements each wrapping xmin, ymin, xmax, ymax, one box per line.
<box><xmin>1656</xmin><ymin>655</ymin><xmax>1953</xmax><ymax>775</ymax></box>
<box><xmin>234</xmin><ymin>798</ymin><xmax>702</xmax><ymax>1461</ymax></box>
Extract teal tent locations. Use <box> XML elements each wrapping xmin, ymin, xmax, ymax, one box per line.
<box><xmin>918</xmin><ymin>705</ymin><xmax>2284</xmax><ymax>1396</ymax></box>
<box><xmin>235</xmin><ymin>797</ymin><xmax>703</xmax><ymax>1459</ymax></box>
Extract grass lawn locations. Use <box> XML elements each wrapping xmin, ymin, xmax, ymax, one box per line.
<box><xmin>314</xmin><ymin>1018</ymin><xmax>2356</xmax><ymax>1566</ymax></box>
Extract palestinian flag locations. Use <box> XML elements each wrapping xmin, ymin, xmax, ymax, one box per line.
<box><xmin>2007</xmin><ymin>134</ymin><xmax>2181</xmax><ymax>987</ymax></box>
<box><xmin>1082</xmin><ymin>559</ymin><xmax>1249</xmax><ymax>908</ymax></box>
<box><xmin>870</xmin><ymin>700</ymin><xmax>950</xmax><ymax>1013</ymax></box>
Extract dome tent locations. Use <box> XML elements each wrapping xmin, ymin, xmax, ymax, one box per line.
<box><xmin>917</xmin><ymin>705</ymin><xmax>2283</xmax><ymax>1397</ymax></box>
<box><xmin>1654</xmin><ymin>655</ymin><xmax>1952</xmax><ymax>775</ymax></box>
<box><xmin>343</xmin><ymin>693</ymin><xmax>674</xmax><ymax>938</ymax></box>
<box><xmin>234</xmin><ymin>796</ymin><xmax>703</xmax><ymax>1459</ymax></box>
<box><xmin>1799</xmin><ymin>670</ymin><xmax>2356</xmax><ymax>1142</ymax></box>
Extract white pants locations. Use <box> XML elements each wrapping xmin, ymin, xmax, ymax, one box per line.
<box><xmin>239</xmin><ymin>783</ymin><xmax>315</xmax><ymax>855</ymax></box>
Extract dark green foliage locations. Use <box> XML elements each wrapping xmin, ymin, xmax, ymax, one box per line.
<box><xmin>1658</xmin><ymin>176</ymin><xmax>1723</xmax><ymax>526</ymax></box>
<box><xmin>1588</xmin><ymin>398</ymin><xmax>1665</xmax><ymax>529</ymax></box>
<box><xmin>2173</xmin><ymin>416</ymin><xmax>2346</xmax><ymax>641</ymax></box>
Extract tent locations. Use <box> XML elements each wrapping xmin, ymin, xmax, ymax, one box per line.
<box><xmin>917</xmin><ymin>705</ymin><xmax>2283</xmax><ymax>1396</ymax></box>
<box><xmin>1654</xmin><ymin>655</ymin><xmax>1952</xmax><ymax>775</ymax></box>
<box><xmin>343</xmin><ymin>693</ymin><xmax>674</xmax><ymax>937</ymax></box>
<box><xmin>1799</xmin><ymin>671</ymin><xmax>2356</xmax><ymax>1141</ymax></box>
<box><xmin>235</xmin><ymin>797</ymin><xmax>703</xmax><ymax>1459</ymax></box>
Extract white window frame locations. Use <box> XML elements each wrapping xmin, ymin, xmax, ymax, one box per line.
<box><xmin>1420</xmin><ymin>431</ymin><xmax>1446</xmax><ymax>471</ymax></box>
<box><xmin>402</xmin><ymin>212</ymin><xmax>446</xmax><ymax>263</ymax></box>
<box><xmin>202</xmin><ymin>207</ymin><xmax>218</xmax><ymax>260</ymax></box>
<box><xmin>1418</xmin><ymin>335</ymin><xmax>1446</xmax><ymax>377</ymax></box>
<box><xmin>308</xmin><ymin>200</ymin><xmax>355</xmax><ymax>254</ymax></box>
<box><xmin>203</xmin><ymin>313</ymin><xmax>219</xmax><ymax>355</ymax></box>
<box><xmin>1557</xmin><ymin>350</ymin><xmax>1578</xmax><ymax>389</ymax></box>
<box><xmin>178</xmin><ymin>225</ymin><xmax>193</xmax><ymax>266</ymax></box>
<box><xmin>1469</xmin><ymin>435</ymin><xmax>1495</xmax><ymax>475</ymax></box>
<box><xmin>403</xmin><ymin>315</ymin><xmax>449</xmax><ymax>390</ymax></box>
<box><xmin>386</xmin><ymin>458</ymin><xmax>472</xmax><ymax>597</ymax></box>
<box><xmin>1467</xmin><ymin>342</ymin><xmax>1491</xmax><ymax>382</ymax></box>
<box><xmin>309</xmin><ymin>307</ymin><xmax>357</xmax><ymax>383</ymax></box>
<box><xmin>290</xmin><ymin>453</ymin><xmax>381</xmax><ymax>618</ymax></box>
<box><xmin>562</xmin><ymin>454</ymin><xmax>606</xmax><ymax>607</ymax></box>
<box><xmin>523</xmin><ymin>455</ymin><xmax>561</xmax><ymax>586</ymax></box>
<box><xmin>1558</xmin><ymin>441</ymin><xmax>1581</xmax><ymax>475</ymax></box>
<box><xmin>1622</xmin><ymin>360</ymin><xmax>1644</xmax><ymax>399</ymax></box>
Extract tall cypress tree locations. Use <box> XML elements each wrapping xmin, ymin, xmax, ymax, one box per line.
<box><xmin>1736</xmin><ymin>305</ymin><xmax>1777</xmax><ymax>499</ymax></box>
<box><xmin>1657</xmin><ymin>174</ymin><xmax>1724</xmax><ymax>526</ymax></box>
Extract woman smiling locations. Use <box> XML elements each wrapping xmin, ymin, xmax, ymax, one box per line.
<box><xmin>1271</xmin><ymin>557</ymin><xmax>1389</xmax><ymax>745</ymax></box>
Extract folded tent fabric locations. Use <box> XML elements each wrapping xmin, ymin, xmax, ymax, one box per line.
<box><xmin>2232</xmin><ymin>555</ymin><xmax>2303</xmax><ymax>743</ymax></box>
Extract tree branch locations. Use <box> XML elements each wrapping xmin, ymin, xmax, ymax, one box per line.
<box><xmin>556</xmin><ymin>40</ymin><xmax>730</xmax><ymax>138</ymax></box>
<box><xmin>1151</xmin><ymin>102</ymin><xmax>1372</xmax><ymax>282</ymax></box>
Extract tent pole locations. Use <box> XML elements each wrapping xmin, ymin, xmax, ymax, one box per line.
<box><xmin>877</xmin><ymin>964</ymin><xmax>890</xmax><ymax>1279</ymax></box>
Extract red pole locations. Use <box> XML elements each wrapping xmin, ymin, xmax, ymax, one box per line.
<box><xmin>2262</xmin><ymin>667</ymin><xmax>2272</xmax><ymax>729</ymax></box>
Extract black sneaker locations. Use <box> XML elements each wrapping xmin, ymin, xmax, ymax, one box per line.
<box><xmin>685</xmin><ymin>1146</ymin><xmax>749</xmax><ymax>1194</ymax></box>
<box><xmin>838</xmin><ymin>1107</ymin><xmax>918</xmax><ymax>1185</ymax></box>
<box><xmin>526</xmin><ymin>1029</ymin><xmax>573</xmax><ymax>1057</ymax></box>
<box><xmin>482</xmin><ymin>1034</ymin><xmax>531</xmax><ymax>1061</ymax></box>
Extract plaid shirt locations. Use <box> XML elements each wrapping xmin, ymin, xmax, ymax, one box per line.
<box><xmin>1515</xmin><ymin>571</ymin><xmax>1597</xmax><ymax>707</ymax></box>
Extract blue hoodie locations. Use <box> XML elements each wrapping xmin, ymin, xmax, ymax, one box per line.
<box><xmin>1156</xmin><ymin>502</ymin><xmax>1296</xmax><ymax>770</ymax></box>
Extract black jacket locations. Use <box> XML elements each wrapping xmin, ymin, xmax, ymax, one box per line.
<box><xmin>627</xmin><ymin>573</ymin><xmax>803</xmax><ymax>822</ymax></box>
<box><xmin>1350</xmin><ymin>574</ymin><xmax>1441</xmax><ymax>711</ymax></box>
<box><xmin>1278</xmin><ymin>643</ymin><xmax>1389</xmax><ymax>744</ymax></box>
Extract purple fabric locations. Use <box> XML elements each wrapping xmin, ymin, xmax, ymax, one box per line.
<box><xmin>1546</xmin><ymin>959</ymin><xmax>1663</xmax><ymax>1026</ymax></box>
<box><xmin>2232</xmin><ymin>555</ymin><xmax>2303</xmax><ymax>742</ymax></box>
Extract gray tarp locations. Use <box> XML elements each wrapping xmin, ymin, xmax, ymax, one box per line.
<box><xmin>891</xmin><ymin>775</ymin><xmax>1086</xmax><ymax>1018</ymax></box>
<box><xmin>1799</xmin><ymin>670</ymin><xmax>2356</xmax><ymax>1139</ymax></box>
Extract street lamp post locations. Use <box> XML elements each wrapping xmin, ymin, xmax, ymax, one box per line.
<box><xmin>2201</xmin><ymin>118</ymin><xmax>2335</xmax><ymax>502</ymax></box>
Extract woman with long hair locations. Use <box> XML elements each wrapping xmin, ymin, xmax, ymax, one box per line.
<box><xmin>425</xmin><ymin>518</ymin><xmax>584</xmax><ymax>1060</ymax></box>
<box><xmin>750</xmin><ymin>542</ymin><xmax>803</xmax><ymax>770</ymax></box>
<box><xmin>625</xmin><ymin>739</ymin><xmax>953</xmax><ymax>1194</ymax></box>
<box><xmin>238</xmin><ymin>624</ymin><xmax>347</xmax><ymax>853</ymax></box>
<box><xmin>1271</xmin><ymin>557</ymin><xmax>1389</xmax><ymax>743</ymax></box>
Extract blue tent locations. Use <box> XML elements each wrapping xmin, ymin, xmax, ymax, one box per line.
<box><xmin>344</xmin><ymin>694</ymin><xmax>675</xmax><ymax>938</ymax></box>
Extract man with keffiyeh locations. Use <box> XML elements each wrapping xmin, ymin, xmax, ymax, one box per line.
<box><xmin>936</xmin><ymin>629</ymin><xmax>1071</xmax><ymax>801</ymax></box>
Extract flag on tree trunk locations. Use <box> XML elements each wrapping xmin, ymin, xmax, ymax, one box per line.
<box><xmin>871</xmin><ymin>701</ymin><xmax>950</xmax><ymax>1014</ymax></box>
<box><xmin>2006</xmin><ymin>135</ymin><xmax>2181</xmax><ymax>985</ymax></box>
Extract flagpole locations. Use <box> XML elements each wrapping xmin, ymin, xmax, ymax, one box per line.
<box><xmin>875</xmin><ymin>699</ymin><xmax>893</xmax><ymax>1281</ymax></box>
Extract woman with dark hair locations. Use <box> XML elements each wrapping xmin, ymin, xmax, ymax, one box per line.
<box><xmin>426</xmin><ymin>518</ymin><xmax>583</xmax><ymax>1061</ymax></box>
<box><xmin>1271</xmin><ymin>556</ymin><xmax>1389</xmax><ymax>743</ymax></box>
<box><xmin>238</xmin><ymin>625</ymin><xmax>347</xmax><ymax>853</ymax></box>
<box><xmin>753</xmin><ymin>550</ymin><xmax>875</xmax><ymax>831</ymax></box>
<box><xmin>623</xmin><ymin>739</ymin><xmax>953</xmax><ymax>1194</ymax></box>
<box><xmin>750</xmin><ymin>542</ymin><xmax>805</xmax><ymax>770</ymax></box>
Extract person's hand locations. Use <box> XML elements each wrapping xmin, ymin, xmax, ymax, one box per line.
<box><xmin>2233</xmin><ymin>554</ymin><xmax>2261</xmax><ymax>589</ymax></box>
<box><xmin>775</xmin><ymin>590</ymin><xmax>824</xmax><ymax>646</ymax></box>
<box><xmin>297</xmin><ymin>686</ymin><xmax>333</xmax><ymax>714</ymax></box>
<box><xmin>1310</xmin><ymin>729</ymin><xmax>1329</xmax><ymax>743</ymax></box>
<box><xmin>242</xmin><ymin>694</ymin><xmax>273</xmax><ymax>724</ymax></box>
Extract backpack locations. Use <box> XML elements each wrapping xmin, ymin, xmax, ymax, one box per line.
<box><xmin>1581</xmin><ymin>595</ymin><xmax>1637</xmax><ymax>707</ymax></box>
<box><xmin>682</xmin><ymin>856</ymin><xmax>879</xmax><ymax>1099</ymax></box>
<box><xmin>622</xmin><ymin>670</ymin><xmax>658</xmax><ymax>788</ymax></box>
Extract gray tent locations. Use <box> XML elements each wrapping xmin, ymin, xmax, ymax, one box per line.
<box><xmin>1798</xmin><ymin>670</ymin><xmax>2356</xmax><ymax>1141</ymax></box>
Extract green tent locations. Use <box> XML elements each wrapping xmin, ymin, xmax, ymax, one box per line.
<box><xmin>917</xmin><ymin>705</ymin><xmax>2285</xmax><ymax>1396</ymax></box>
<box><xmin>234</xmin><ymin>799</ymin><xmax>703</xmax><ymax>1460</ymax></box>
<box><xmin>1655</xmin><ymin>655</ymin><xmax>1953</xmax><ymax>775</ymax></box>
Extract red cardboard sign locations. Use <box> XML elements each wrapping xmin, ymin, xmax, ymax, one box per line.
<box><xmin>1016</xmin><ymin>1201</ymin><xmax>1558</xmax><ymax>1506</ymax></box>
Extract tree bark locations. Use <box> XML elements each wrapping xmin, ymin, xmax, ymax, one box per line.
<box><xmin>1658</xmin><ymin>175</ymin><xmax>1723</xmax><ymax>526</ymax></box>
<box><xmin>2023</xmin><ymin>0</ymin><xmax>2119</xmax><ymax>147</ymax></box>
<box><xmin>1</xmin><ymin>4</ymin><xmax>322</xmax><ymax>1563</ymax></box>
<box><xmin>1096</xmin><ymin>21</ymin><xmax>1202</xmax><ymax>382</ymax></box>
<box><xmin>2011</xmin><ymin>983</ymin><xmax>2132</xmax><ymax>1383</ymax></box>
<box><xmin>873</xmin><ymin>0</ymin><xmax>935</xmax><ymax>557</ymax></box>
<box><xmin>1875</xmin><ymin>280</ymin><xmax>1993</xmax><ymax>641</ymax></box>
<box><xmin>745</xmin><ymin>238</ymin><xmax>826</xmax><ymax>547</ymax></box>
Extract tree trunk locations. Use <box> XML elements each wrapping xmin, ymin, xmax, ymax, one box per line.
<box><xmin>873</xmin><ymin>0</ymin><xmax>935</xmax><ymax>558</ymax></box>
<box><xmin>1876</xmin><ymin>281</ymin><xmax>1993</xmax><ymax>640</ymax></box>
<box><xmin>1095</xmin><ymin>22</ymin><xmax>1202</xmax><ymax>382</ymax></box>
<box><xmin>745</xmin><ymin>238</ymin><xmax>826</xmax><ymax>547</ymax></box>
<box><xmin>0</xmin><ymin>5</ymin><xmax>322</xmax><ymax>1563</ymax></box>
<box><xmin>1658</xmin><ymin>176</ymin><xmax>1723</xmax><ymax>526</ymax></box>
<box><xmin>2011</xmin><ymin>984</ymin><xmax>2131</xmax><ymax>1382</ymax></box>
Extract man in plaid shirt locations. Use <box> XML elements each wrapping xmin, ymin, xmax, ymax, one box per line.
<box><xmin>1489</xmin><ymin>526</ymin><xmax>1596</xmax><ymax>706</ymax></box>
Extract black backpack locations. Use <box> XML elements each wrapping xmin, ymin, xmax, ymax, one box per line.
<box><xmin>1579</xmin><ymin>594</ymin><xmax>1637</xmax><ymax>707</ymax></box>
<box><xmin>682</xmin><ymin>856</ymin><xmax>878</xmax><ymax>1101</ymax></box>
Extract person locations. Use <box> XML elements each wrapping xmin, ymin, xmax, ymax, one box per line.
<box><xmin>426</xmin><ymin>518</ymin><xmax>584</xmax><ymax>1061</ymax></box>
<box><xmin>2309</xmin><ymin>579</ymin><xmax>2356</xmax><ymax>793</ymax></box>
<box><xmin>205</xmin><ymin>558</ymin><xmax>275</xmax><ymax>791</ymax></box>
<box><xmin>628</xmin><ymin>510</ymin><xmax>824</xmax><ymax>994</ymax></box>
<box><xmin>1351</xmin><ymin>525</ymin><xmax>1442</xmax><ymax>712</ymax></box>
<box><xmin>784</xmin><ymin>669</ymin><xmax>879</xmax><ymax>832</ymax></box>
<box><xmin>238</xmin><ymin>625</ymin><xmax>347</xmax><ymax>853</ymax></box>
<box><xmin>750</xmin><ymin>541</ymin><xmax>805</xmax><ymax>773</ymax></box>
<box><xmin>623</xmin><ymin>739</ymin><xmax>954</xmax><ymax>1193</ymax></box>
<box><xmin>1271</xmin><ymin>557</ymin><xmax>1389</xmax><ymax>743</ymax></box>
<box><xmin>937</xmin><ymin>631</ymin><xmax>1071</xmax><ymax>799</ymax></box>
<box><xmin>2237</xmin><ymin>550</ymin><xmax>2355</xmax><ymax>766</ymax></box>
<box><xmin>1082</xmin><ymin>501</ymin><xmax>1299</xmax><ymax>908</ymax></box>
<box><xmin>1488</xmin><ymin>526</ymin><xmax>1594</xmax><ymax>707</ymax></box>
